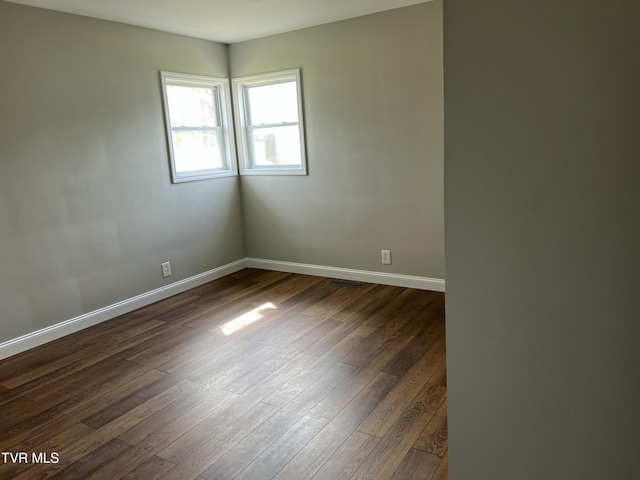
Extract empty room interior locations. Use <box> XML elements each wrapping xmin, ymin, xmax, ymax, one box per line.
<box><xmin>2</xmin><ymin>0</ymin><xmax>640</xmax><ymax>479</ymax></box>
<box><xmin>0</xmin><ymin>1</ymin><xmax>448</xmax><ymax>479</ymax></box>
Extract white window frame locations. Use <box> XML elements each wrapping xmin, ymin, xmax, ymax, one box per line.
<box><xmin>160</xmin><ymin>71</ymin><xmax>237</xmax><ymax>183</ymax></box>
<box><xmin>232</xmin><ymin>69</ymin><xmax>307</xmax><ymax>176</ymax></box>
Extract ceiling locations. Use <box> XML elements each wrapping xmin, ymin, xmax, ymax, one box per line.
<box><xmin>5</xmin><ymin>0</ymin><xmax>431</xmax><ymax>44</ymax></box>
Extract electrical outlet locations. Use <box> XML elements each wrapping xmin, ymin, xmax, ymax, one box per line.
<box><xmin>161</xmin><ymin>261</ymin><xmax>172</xmax><ymax>278</ymax></box>
<box><xmin>381</xmin><ymin>250</ymin><xmax>392</xmax><ymax>265</ymax></box>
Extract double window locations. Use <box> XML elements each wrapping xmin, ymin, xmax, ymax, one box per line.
<box><xmin>160</xmin><ymin>72</ymin><xmax>236</xmax><ymax>182</ymax></box>
<box><xmin>161</xmin><ymin>69</ymin><xmax>306</xmax><ymax>182</ymax></box>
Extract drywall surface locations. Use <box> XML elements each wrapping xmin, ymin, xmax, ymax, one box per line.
<box><xmin>0</xmin><ymin>2</ymin><xmax>244</xmax><ymax>342</ymax></box>
<box><xmin>444</xmin><ymin>1</ymin><xmax>640</xmax><ymax>478</ymax></box>
<box><xmin>230</xmin><ymin>1</ymin><xmax>444</xmax><ymax>279</ymax></box>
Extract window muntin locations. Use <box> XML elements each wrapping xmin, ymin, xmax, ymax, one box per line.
<box><xmin>160</xmin><ymin>72</ymin><xmax>237</xmax><ymax>182</ymax></box>
<box><xmin>233</xmin><ymin>69</ymin><xmax>307</xmax><ymax>175</ymax></box>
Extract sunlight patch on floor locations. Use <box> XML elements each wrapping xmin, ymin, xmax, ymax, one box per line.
<box><xmin>220</xmin><ymin>302</ymin><xmax>276</xmax><ymax>335</ymax></box>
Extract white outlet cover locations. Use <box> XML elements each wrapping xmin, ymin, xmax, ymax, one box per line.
<box><xmin>161</xmin><ymin>262</ymin><xmax>172</xmax><ymax>277</ymax></box>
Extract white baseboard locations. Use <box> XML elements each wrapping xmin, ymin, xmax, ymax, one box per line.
<box><xmin>0</xmin><ymin>257</ymin><xmax>445</xmax><ymax>360</ymax></box>
<box><xmin>0</xmin><ymin>259</ymin><xmax>248</xmax><ymax>360</ymax></box>
<box><xmin>246</xmin><ymin>258</ymin><xmax>445</xmax><ymax>292</ymax></box>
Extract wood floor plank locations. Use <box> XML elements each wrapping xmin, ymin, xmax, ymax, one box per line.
<box><xmin>236</xmin><ymin>279</ymin><xmax>349</xmax><ymax>333</ymax></box>
<box><xmin>297</xmin><ymin>281</ymin><xmax>378</xmax><ymax>320</ymax></box>
<box><xmin>233</xmin><ymin>415</ymin><xmax>327</xmax><ymax>480</ymax></box>
<box><xmin>310</xmin><ymin>430</ymin><xmax>380</xmax><ymax>480</ymax></box>
<box><xmin>266</xmin><ymin>313</ymin><xmax>331</xmax><ymax>349</ymax></box>
<box><xmin>0</xmin><ymin>270</ymin><xmax>446</xmax><ymax>480</ymax></box>
<box><xmin>24</xmin><ymin>357</ymin><xmax>143</xmax><ymax>404</ymax></box>
<box><xmin>60</xmin><ymin>368</ymin><xmax>168</xmax><ymax>416</ymax></box>
<box><xmin>4</xmin><ymin>351</ymin><xmax>113</xmax><ymax>400</ymax></box>
<box><xmin>72</xmin><ymin>293</ymin><xmax>198</xmax><ymax>345</ymax></box>
<box><xmin>126</xmin><ymin>329</ymin><xmax>222</xmax><ymax>369</ymax></box>
<box><xmin>191</xmin><ymin>345</ymin><xmax>284</xmax><ymax>391</ymax></box>
<box><xmin>256</xmin><ymin>278</ymin><xmax>338</xmax><ymax>315</ymax></box>
<box><xmin>158</xmin><ymin>353</ymin><xmax>317</xmax><ymax>463</ymax></box>
<box><xmin>96</xmin><ymin>322</ymin><xmax>190</xmax><ymax>357</ymax></box>
<box><xmin>381</xmin><ymin>313</ymin><xmax>445</xmax><ymax>378</ymax></box>
<box><xmin>92</xmin><ymin>319</ymin><xmax>168</xmax><ymax>353</ymax></box>
<box><xmin>311</xmin><ymin>323</ymin><xmax>377</xmax><ymax>367</ymax></box>
<box><xmin>389</xmin><ymin>448</ymin><xmax>441</xmax><ymax>480</ymax></box>
<box><xmin>0</xmin><ymin>423</ymin><xmax>95</xmax><ymax>479</ymax></box>
<box><xmin>152</xmin><ymin>295</ymin><xmax>243</xmax><ymax>327</ymax></box>
<box><xmin>360</xmin><ymin>288</ymin><xmax>422</xmax><ymax>329</ymax></box>
<box><xmin>4</xmin><ymin>368</ymin><xmax>167</xmax><ymax>453</ymax></box>
<box><xmin>237</xmin><ymin>273</ymin><xmax>325</xmax><ymax>308</ymax></box>
<box><xmin>48</xmin><ymin>437</ymin><xmax>131</xmax><ymax>480</ymax></box>
<box><xmin>280</xmin><ymin>362</ymin><xmax>357</xmax><ymax>416</ymax></box>
<box><xmin>82</xmin><ymin>373</ymin><xmax>202</xmax><ymax>429</ymax></box>
<box><xmin>1</xmin><ymin>343</ymin><xmax>109</xmax><ymax>389</ymax></box>
<box><xmin>158</xmin><ymin>401</ymin><xmax>279</xmax><ymax>480</ymax></box>
<box><xmin>237</xmin><ymin>310</ymin><xmax>315</xmax><ymax>345</ymax></box>
<box><xmin>119</xmin><ymin>455</ymin><xmax>175</xmax><ymax>480</ymax></box>
<box><xmin>86</xmin><ymin>390</ymin><xmax>237</xmax><ymax>479</ymax></box>
<box><xmin>200</xmin><ymin>409</ymin><xmax>303</xmax><ymax>480</ymax></box>
<box><xmin>273</xmin><ymin>372</ymin><xmax>398</xmax><ymax>480</ymax></box>
<box><xmin>319</xmin><ymin>284</ymin><xmax>400</xmax><ymax>327</ymax></box>
<box><xmin>13</xmin><ymin>380</ymin><xmax>202</xmax><ymax>480</ymax></box>
<box><xmin>350</xmin><ymin>383</ymin><xmax>447</xmax><ymax>480</ymax></box>
<box><xmin>153</xmin><ymin>333</ymin><xmax>234</xmax><ymax>374</ymax></box>
<box><xmin>0</xmin><ymin>338</ymin><xmax>85</xmax><ymax>382</ymax></box>
<box><xmin>358</xmin><ymin>339</ymin><xmax>446</xmax><ymax>438</ymax></box>
<box><xmin>280</xmin><ymin>318</ymin><xmax>343</xmax><ymax>353</ymax></box>
<box><xmin>184</xmin><ymin>300</ymin><xmax>276</xmax><ymax>332</ymax></box>
<box><xmin>169</xmin><ymin>337</ymin><xmax>251</xmax><ymax>380</ymax></box>
<box><xmin>132</xmin><ymin>389</ymin><xmax>238</xmax><ymax>455</ymax></box>
<box><xmin>0</xmin><ymin>407</ymin><xmax>67</xmax><ymax>453</ymax></box>
<box><xmin>339</xmin><ymin>305</ymin><xmax>429</xmax><ymax>368</ymax></box>
<box><xmin>0</xmin><ymin>395</ymin><xmax>50</xmax><ymax>430</ymax></box>
<box><xmin>267</xmin><ymin>278</ymin><xmax>339</xmax><ymax>314</ymax></box>
<box><xmin>189</xmin><ymin>270</ymin><xmax>291</xmax><ymax>307</ymax></box>
<box><xmin>308</xmin><ymin>338</ymin><xmax>410</xmax><ymax>422</ymax></box>
<box><xmin>221</xmin><ymin>348</ymin><xmax>298</xmax><ymax>395</ymax></box>
<box><xmin>128</xmin><ymin>294</ymin><xmax>202</xmax><ymax>321</ymax></box>
<box><xmin>50</xmin><ymin>363</ymin><xmax>165</xmax><ymax>416</ymax></box>
<box><xmin>432</xmin><ymin>451</ymin><xmax>448</xmax><ymax>480</ymax></box>
<box><xmin>428</xmin><ymin>361</ymin><xmax>447</xmax><ymax>387</ymax></box>
<box><xmin>265</xmin><ymin>324</ymin><xmax>375</xmax><ymax>409</ymax></box>
<box><xmin>185</xmin><ymin>339</ymin><xmax>267</xmax><ymax>384</ymax></box>
<box><xmin>302</xmin><ymin>318</ymin><xmax>374</xmax><ymax>357</ymax></box>
<box><xmin>118</xmin><ymin>386</ymin><xmax>225</xmax><ymax>445</ymax></box>
<box><xmin>413</xmin><ymin>399</ymin><xmax>448</xmax><ymax>457</ymax></box>
<box><xmin>0</xmin><ymin>383</ymin><xmax>23</xmax><ymax>407</ymax></box>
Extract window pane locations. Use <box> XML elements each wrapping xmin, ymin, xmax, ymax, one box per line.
<box><xmin>246</xmin><ymin>81</ymin><xmax>299</xmax><ymax>125</ymax></box>
<box><xmin>166</xmin><ymin>85</ymin><xmax>218</xmax><ymax>128</ymax></box>
<box><xmin>172</xmin><ymin>129</ymin><xmax>223</xmax><ymax>173</ymax></box>
<box><xmin>250</xmin><ymin>125</ymin><xmax>301</xmax><ymax>166</ymax></box>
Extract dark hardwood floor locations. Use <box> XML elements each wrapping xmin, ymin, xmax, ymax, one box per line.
<box><xmin>0</xmin><ymin>269</ymin><xmax>447</xmax><ymax>480</ymax></box>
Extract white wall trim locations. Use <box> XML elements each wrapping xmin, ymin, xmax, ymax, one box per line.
<box><xmin>0</xmin><ymin>259</ymin><xmax>248</xmax><ymax>360</ymax></box>
<box><xmin>246</xmin><ymin>258</ymin><xmax>446</xmax><ymax>292</ymax></box>
<box><xmin>0</xmin><ymin>257</ymin><xmax>445</xmax><ymax>360</ymax></box>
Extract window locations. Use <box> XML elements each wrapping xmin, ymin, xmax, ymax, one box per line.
<box><xmin>160</xmin><ymin>71</ymin><xmax>236</xmax><ymax>182</ymax></box>
<box><xmin>233</xmin><ymin>69</ymin><xmax>307</xmax><ymax>175</ymax></box>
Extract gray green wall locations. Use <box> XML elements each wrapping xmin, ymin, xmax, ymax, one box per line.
<box><xmin>444</xmin><ymin>1</ymin><xmax>640</xmax><ymax>478</ymax></box>
<box><xmin>230</xmin><ymin>1</ymin><xmax>444</xmax><ymax>279</ymax></box>
<box><xmin>0</xmin><ymin>2</ymin><xmax>444</xmax><ymax>346</ymax></box>
<box><xmin>0</xmin><ymin>2</ymin><xmax>244</xmax><ymax>343</ymax></box>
